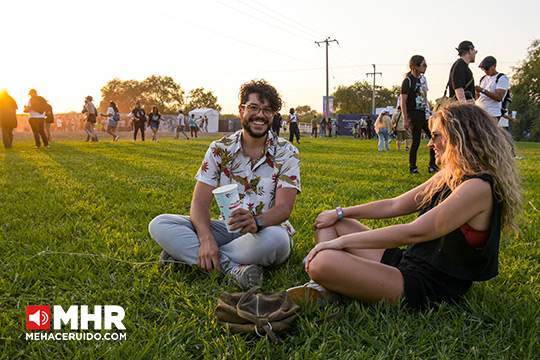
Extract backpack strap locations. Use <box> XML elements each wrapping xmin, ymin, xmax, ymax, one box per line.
<box><xmin>234</xmin><ymin>286</ymin><xmax>281</xmax><ymax>344</ymax></box>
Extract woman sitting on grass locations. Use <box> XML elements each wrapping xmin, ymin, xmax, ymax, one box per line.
<box><xmin>289</xmin><ymin>102</ymin><xmax>521</xmax><ymax>309</ymax></box>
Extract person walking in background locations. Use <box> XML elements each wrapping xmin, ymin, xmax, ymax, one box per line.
<box><xmin>392</xmin><ymin>105</ymin><xmax>410</xmax><ymax>151</ymax></box>
<box><xmin>197</xmin><ymin>116</ymin><xmax>204</xmax><ymax>133</ymax></box>
<box><xmin>24</xmin><ymin>89</ymin><xmax>49</xmax><ymax>148</ymax></box>
<box><xmin>82</xmin><ymin>95</ymin><xmax>99</xmax><ymax>142</ymax></box>
<box><xmin>449</xmin><ymin>41</ymin><xmax>477</xmax><ymax>101</ymax></box>
<box><xmin>401</xmin><ymin>55</ymin><xmax>436</xmax><ymax>174</ymax></box>
<box><xmin>176</xmin><ymin>109</ymin><xmax>189</xmax><ymax>139</ymax></box>
<box><xmin>148</xmin><ymin>106</ymin><xmax>162</xmax><ymax>142</ymax></box>
<box><xmin>189</xmin><ymin>113</ymin><xmax>198</xmax><ymax>138</ymax></box>
<box><xmin>204</xmin><ymin>115</ymin><xmax>209</xmax><ymax>132</ymax></box>
<box><xmin>311</xmin><ymin>115</ymin><xmax>318</xmax><ymax>138</ymax></box>
<box><xmin>0</xmin><ymin>89</ymin><xmax>18</xmax><ymax>149</ymax></box>
<box><xmin>366</xmin><ymin>116</ymin><xmax>374</xmax><ymax>140</ymax></box>
<box><xmin>44</xmin><ymin>102</ymin><xmax>54</xmax><ymax>142</ymax></box>
<box><xmin>288</xmin><ymin>108</ymin><xmax>300</xmax><ymax>144</ymax></box>
<box><xmin>102</xmin><ymin>101</ymin><xmax>120</xmax><ymax>141</ymax></box>
<box><xmin>272</xmin><ymin>112</ymin><xmax>282</xmax><ymax>136</ymax></box>
<box><xmin>319</xmin><ymin>116</ymin><xmax>327</xmax><ymax>138</ymax></box>
<box><xmin>132</xmin><ymin>101</ymin><xmax>146</xmax><ymax>142</ymax></box>
<box><xmin>359</xmin><ymin>116</ymin><xmax>367</xmax><ymax>139</ymax></box>
<box><xmin>374</xmin><ymin>110</ymin><xmax>393</xmax><ymax>151</ymax></box>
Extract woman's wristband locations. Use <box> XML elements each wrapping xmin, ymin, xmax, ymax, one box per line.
<box><xmin>336</xmin><ymin>207</ymin><xmax>343</xmax><ymax>220</ymax></box>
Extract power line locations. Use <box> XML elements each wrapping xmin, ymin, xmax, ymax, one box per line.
<box><xmin>250</xmin><ymin>0</ymin><xmax>326</xmax><ymax>39</ymax></box>
<box><xmin>213</xmin><ymin>0</ymin><xmax>314</xmax><ymax>42</ymax></box>
<box><xmin>124</xmin><ymin>0</ymin><xmax>320</xmax><ymax>68</ymax></box>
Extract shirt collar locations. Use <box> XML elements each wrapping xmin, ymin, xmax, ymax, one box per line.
<box><xmin>232</xmin><ymin>129</ymin><xmax>278</xmax><ymax>159</ymax></box>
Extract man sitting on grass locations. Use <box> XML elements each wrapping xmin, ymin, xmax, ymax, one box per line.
<box><xmin>148</xmin><ymin>80</ymin><xmax>301</xmax><ymax>288</ymax></box>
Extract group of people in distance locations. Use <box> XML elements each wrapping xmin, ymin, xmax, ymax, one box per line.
<box><xmin>399</xmin><ymin>40</ymin><xmax>521</xmax><ymax>176</ymax></box>
<box><xmin>80</xmin><ymin>96</ymin><xmax>202</xmax><ymax>143</ymax></box>
<box><xmin>149</xmin><ymin>75</ymin><xmax>521</xmax><ymax>309</ymax></box>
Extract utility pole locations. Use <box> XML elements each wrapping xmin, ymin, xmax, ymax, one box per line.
<box><xmin>366</xmin><ymin>64</ymin><xmax>382</xmax><ymax>114</ymax></box>
<box><xmin>315</xmin><ymin>37</ymin><xmax>338</xmax><ymax>125</ymax></box>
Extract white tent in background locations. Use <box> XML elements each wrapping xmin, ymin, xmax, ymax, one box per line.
<box><xmin>188</xmin><ymin>108</ymin><xmax>220</xmax><ymax>132</ymax></box>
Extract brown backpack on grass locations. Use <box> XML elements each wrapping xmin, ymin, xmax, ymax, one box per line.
<box><xmin>214</xmin><ymin>286</ymin><xmax>301</xmax><ymax>344</ymax></box>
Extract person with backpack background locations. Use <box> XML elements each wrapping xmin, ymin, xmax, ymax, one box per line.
<box><xmin>401</xmin><ymin>55</ymin><xmax>437</xmax><ymax>175</ymax></box>
<box><xmin>475</xmin><ymin>56</ymin><xmax>521</xmax><ymax>159</ymax></box>
<box><xmin>449</xmin><ymin>41</ymin><xmax>477</xmax><ymax>101</ymax></box>
<box><xmin>24</xmin><ymin>89</ymin><xmax>49</xmax><ymax>148</ymax></box>
<box><xmin>82</xmin><ymin>95</ymin><xmax>99</xmax><ymax>142</ymax></box>
<box><xmin>102</xmin><ymin>101</ymin><xmax>120</xmax><ymax>141</ymax></box>
<box><xmin>44</xmin><ymin>102</ymin><xmax>54</xmax><ymax>142</ymax></box>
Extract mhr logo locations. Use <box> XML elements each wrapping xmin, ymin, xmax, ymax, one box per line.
<box><xmin>26</xmin><ymin>305</ymin><xmax>126</xmax><ymax>330</ymax></box>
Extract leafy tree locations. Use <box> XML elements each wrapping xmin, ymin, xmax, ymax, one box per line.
<box><xmin>510</xmin><ymin>39</ymin><xmax>540</xmax><ymax>141</ymax></box>
<box><xmin>294</xmin><ymin>105</ymin><xmax>318</xmax><ymax>123</ymax></box>
<box><xmin>333</xmin><ymin>81</ymin><xmax>399</xmax><ymax>114</ymax></box>
<box><xmin>99</xmin><ymin>75</ymin><xmax>184</xmax><ymax>114</ymax></box>
<box><xmin>185</xmin><ymin>88</ymin><xmax>222</xmax><ymax>114</ymax></box>
<box><xmin>140</xmin><ymin>75</ymin><xmax>184</xmax><ymax>114</ymax></box>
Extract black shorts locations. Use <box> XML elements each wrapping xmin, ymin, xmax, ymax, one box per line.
<box><xmin>381</xmin><ymin>248</ymin><xmax>472</xmax><ymax>309</ymax></box>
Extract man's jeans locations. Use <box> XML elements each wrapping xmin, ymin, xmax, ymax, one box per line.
<box><xmin>148</xmin><ymin>214</ymin><xmax>292</xmax><ymax>271</ymax></box>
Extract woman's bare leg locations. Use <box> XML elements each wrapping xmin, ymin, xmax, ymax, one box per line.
<box><xmin>315</xmin><ymin>218</ymin><xmax>385</xmax><ymax>261</ymax></box>
<box><xmin>308</xmin><ymin>249</ymin><xmax>404</xmax><ymax>304</ymax></box>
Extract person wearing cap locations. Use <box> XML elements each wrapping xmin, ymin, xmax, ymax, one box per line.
<box><xmin>475</xmin><ymin>56</ymin><xmax>520</xmax><ymax>158</ymax></box>
<box><xmin>475</xmin><ymin>56</ymin><xmax>509</xmax><ymax>118</ymax></box>
<box><xmin>449</xmin><ymin>41</ymin><xmax>477</xmax><ymax>101</ymax></box>
<box><xmin>24</xmin><ymin>89</ymin><xmax>50</xmax><ymax>148</ymax></box>
<box><xmin>82</xmin><ymin>95</ymin><xmax>98</xmax><ymax>142</ymax></box>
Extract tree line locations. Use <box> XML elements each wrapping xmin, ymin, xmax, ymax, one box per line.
<box><xmin>98</xmin><ymin>75</ymin><xmax>222</xmax><ymax>115</ymax></box>
<box><xmin>510</xmin><ymin>39</ymin><xmax>540</xmax><ymax>141</ymax></box>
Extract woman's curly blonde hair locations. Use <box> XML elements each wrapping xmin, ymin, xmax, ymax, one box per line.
<box><xmin>419</xmin><ymin>102</ymin><xmax>521</xmax><ymax>234</ymax></box>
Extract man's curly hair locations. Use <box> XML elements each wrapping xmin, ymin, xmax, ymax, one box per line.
<box><xmin>239</xmin><ymin>79</ymin><xmax>282</xmax><ymax>112</ymax></box>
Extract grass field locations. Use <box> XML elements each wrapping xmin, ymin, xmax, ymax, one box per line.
<box><xmin>1</xmin><ymin>132</ymin><xmax>539</xmax><ymax>359</ymax></box>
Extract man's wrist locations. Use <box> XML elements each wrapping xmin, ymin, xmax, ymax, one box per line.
<box><xmin>335</xmin><ymin>207</ymin><xmax>343</xmax><ymax>220</ymax></box>
<box><xmin>254</xmin><ymin>216</ymin><xmax>264</xmax><ymax>232</ymax></box>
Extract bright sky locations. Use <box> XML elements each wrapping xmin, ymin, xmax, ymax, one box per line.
<box><xmin>1</xmin><ymin>0</ymin><xmax>538</xmax><ymax>114</ymax></box>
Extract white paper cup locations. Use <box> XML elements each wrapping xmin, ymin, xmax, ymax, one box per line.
<box><xmin>212</xmin><ymin>184</ymin><xmax>242</xmax><ymax>233</ymax></box>
<box><xmin>512</xmin><ymin>111</ymin><xmax>517</xmax><ymax>118</ymax></box>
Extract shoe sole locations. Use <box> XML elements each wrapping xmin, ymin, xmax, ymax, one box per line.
<box><xmin>286</xmin><ymin>286</ymin><xmax>324</xmax><ymax>306</ymax></box>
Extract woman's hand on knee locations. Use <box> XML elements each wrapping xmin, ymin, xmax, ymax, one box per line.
<box><xmin>314</xmin><ymin>210</ymin><xmax>339</xmax><ymax>229</ymax></box>
<box><xmin>305</xmin><ymin>240</ymin><xmax>341</xmax><ymax>272</ymax></box>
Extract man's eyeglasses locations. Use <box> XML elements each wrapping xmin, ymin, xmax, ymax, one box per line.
<box><xmin>241</xmin><ymin>104</ymin><xmax>274</xmax><ymax>117</ymax></box>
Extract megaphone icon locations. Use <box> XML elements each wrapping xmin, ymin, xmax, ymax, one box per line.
<box><xmin>29</xmin><ymin>309</ymin><xmax>49</xmax><ymax>327</ymax></box>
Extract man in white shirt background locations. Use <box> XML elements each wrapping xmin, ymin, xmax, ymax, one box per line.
<box><xmin>475</xmin><ymin>56</ymin><xmax>521</xmax><ymax>159</ymax></box>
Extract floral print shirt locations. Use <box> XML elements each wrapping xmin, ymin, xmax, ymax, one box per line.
<box><xmin>195</xmin><ymin>130</ymin><xmax>301</xmax><ymax>236</ymax></box>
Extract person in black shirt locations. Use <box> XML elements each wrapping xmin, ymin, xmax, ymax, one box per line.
<box><xmin>272</xmin><ymin>112</ymin><xmax>282</xmax><ymax>136</ymax></box>
<box><xmin>449</xmin><ymin>40</ymin><xmax>477</xmax><ymax>101</ymax></box>
<box><xmin>400</xmin><ymin>55</ymin><xmax>436</xmax><ymax>174</ymax></box>
<box><xmin>132</xmin><ymin>101</ymin><xmax>146</xmax><ymax>142</ymax></box>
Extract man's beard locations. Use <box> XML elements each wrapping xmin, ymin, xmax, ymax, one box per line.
<box><xmin>242</xmin><ymin>116</ymin><xmax>270</xmax><ymax>138</ymax></box>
